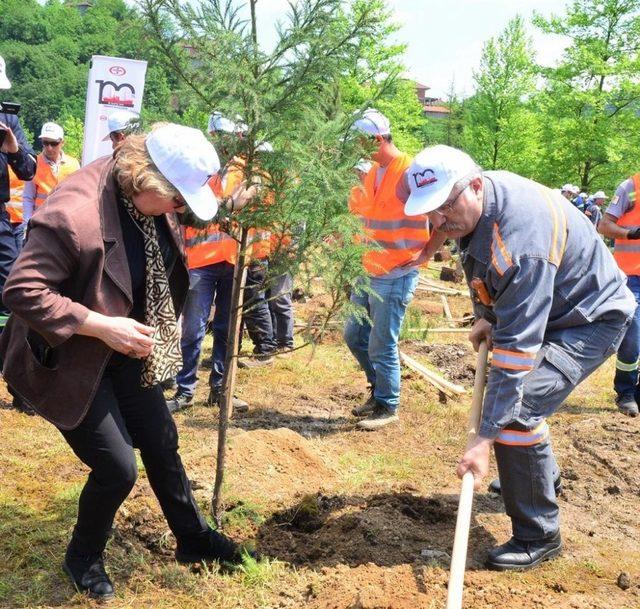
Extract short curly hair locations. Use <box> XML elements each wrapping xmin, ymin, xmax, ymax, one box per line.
<box><xmin>113</xmin><ymin>123</ymin><xmax>179</xmax><ymax>201</ymax></box>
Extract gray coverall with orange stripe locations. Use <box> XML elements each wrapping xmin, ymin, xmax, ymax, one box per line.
<box><xmin>460</xmin><ymin>170</ymin><xmax>635</xmax><ymax>541</ymax></box>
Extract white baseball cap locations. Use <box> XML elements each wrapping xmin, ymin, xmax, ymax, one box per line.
<box><xmin>0</xmin><ymin>56</ymin><xmax>10</xmax><ymax>90</ymax></box>
<box><xmin>561</xmin><ymin>183</ymin><xmax>579</xmax><ymax>195</ymax></box>
<box><xmin>38</xmin><ymin>122</ymin><xmax>64</xmax><ymax>141</ymax></box>
<box><xmin>102</xmin><ymin>109</ymin><xmax>140</xmax><ymax>140</ymax></box>
<box><xmin>208</xmin><ymin>111</ymin><xmax>236</xmax><ymax>134</ymax></box>
<box><xmin>404</xmin><ymin>145</ymin><xmax>479</xmax><ymax>216</ymax></box>
<box><xmin>146</xmin><ymin>124</ymin><xmax>221</xmax><ymax>221</ymax></box>
<box><xmin>593</xmin><ymin>190</ymin><xmax>607</xmax><ymax>199</ymax></box>
<box><xmin>351</xmin><ymin>108</ymin><xmax>391</xmax><ymax>137</ymax></box>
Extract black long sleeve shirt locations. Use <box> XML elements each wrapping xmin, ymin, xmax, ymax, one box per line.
<box><xmin>0</xmin><ymin>112</ymin><xmax>36</xmax><ymax>204</ymax></box>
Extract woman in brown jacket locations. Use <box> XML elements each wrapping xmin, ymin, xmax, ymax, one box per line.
<box><xmin>0</xmin><ymin>124</ymin><xmax>251</xmax><ymax>601</ymax></box>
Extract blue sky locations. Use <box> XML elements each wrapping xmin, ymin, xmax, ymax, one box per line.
<box><xmin>252</xmin><ymin>0</ymin><xmax>572</xmax><ymax>98</ymax></box>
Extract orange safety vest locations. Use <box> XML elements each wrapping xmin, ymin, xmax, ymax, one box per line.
<box><xmin>184</xmin><ymin>157</ymin><xmax>246</xmax><ymax>270</ymax></box>
<box><xmin>32</xmin><ymin>153</ymin><xmax>80</xmax><ymax>208</ymax></box>
<box><xmin>614</xmin><ymin>173</ymin><xmax>640</xmax><ymax>276</ymax></box>
<box><xmin>7</xmin><ymin>167</ymin><xmax>24</xmax><ymax>224</ymax></box>
<box><xmin>348</xmin><ymin>154</ymin><xmax>430</xmax><ymax>276</ymax></box>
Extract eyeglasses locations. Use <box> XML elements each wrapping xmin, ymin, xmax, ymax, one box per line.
<box><xmin>42</xmin><ymin>140</ymin><xmax>61</xmax><ymax>148</ymax></box>
<box><xmin>431</xmin><ymin>185</ymin><xmax>469</xmax><ymax>217</ymax></box>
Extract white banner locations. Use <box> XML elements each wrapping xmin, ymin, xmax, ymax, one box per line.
<box><xmin>82</xmin><ymin>55</ymin><xmax>147</xmax><ymax>166</ymax></box>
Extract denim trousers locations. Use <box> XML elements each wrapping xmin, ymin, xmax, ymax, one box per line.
<box><xmin>613</xmin><ymin>274</ymin><xmax>640</xmax><ymax>399</ymax></box>
<box><xmin>266</xmin><ymin>272</ymin><xmax>294</xmax><ymax>349</ymax></box>
<box><xmin>343</xmin><ymin>269</ymin><xmax>419</xmax><ymax>413</ymax></box>
<box><xmin>0</xmin><ymin>209</ymin><xmax>19</xmax><ymax>324</ymax></box>
<box><xmin>495</xmin><ymin>313</ymin><xmax>631</xmax><ymax>541</ymax></box>
<box><xmin>176</xmin><ymin>262</ymin><xmax>234</xmax><ymax>395</ymax></box>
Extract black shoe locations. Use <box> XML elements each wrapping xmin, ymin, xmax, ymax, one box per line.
<box><xmin>63</xmin><ymin>554</ymin><xmax>114</xmax><ymax>601</ymax></box>
<box><xmin>207</xmin><ymin>389</ymin><xmax>249</xmax><ymax>413</ymax></box>
<box><xmin>166</xmin><ymin>392</ymin><xmax>194</xmax><ymax>414</ymax></box>
<box><xmin>175</xmin><ymin>528</ymin><xmax>244</xmax><ymax>565</ymax></box>
<box><xmin>352</xmin><ymin>385</ymin><xmax>377</xmax><ymax>417</ymax></box>
<box><xmin>488</xmin><ymin>474</ymin><xmax>562</xmax><ymax>496</ymax></box>
<box><xmin>486</xmin><ymin>532</ymin><xmax>562</xmax><ymax>571</ymax></box>
<box><xmin>617</xmin><ymin>395</ymin><xmax>639</xmax><ymax>417</ymax></box>
<box><xmin>12</xmin><ymin>395</ymin><xmax>35</xmax><ymax>416</ymax></box>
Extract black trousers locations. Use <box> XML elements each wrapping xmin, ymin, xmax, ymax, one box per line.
<box><xmin>242</xmin><ymin>260</ymin><xmax>277</xmax><ymax>355</ymax></box>
<box><xmin>60</xmin><ymin>358</ymin><xmax>208</xmax><ymax>556</ymax></box>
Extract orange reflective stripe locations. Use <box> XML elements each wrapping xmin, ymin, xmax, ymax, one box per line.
<box><xmin>492</xmin><ymin>348</ymin><xmax>537</xmax><ymax>371</ymax></box>
<box><xmin>495</xmin><ymin>421</ymin><xmax>549</xmax><ymax>446</ymax></box>
<box><xmin>614</xmin><ymin>173</ymin><xmax>640</xmax><ymax>275</ymax></box>
<box><xmin>490</xmin><ymin>223</ymin><xmax>513</xmax><ymax>276</ymax></box>
<box><xmin>538</xmin><ymin>186</ymin><xmax>567</xmax><ymax>266</ymax></box>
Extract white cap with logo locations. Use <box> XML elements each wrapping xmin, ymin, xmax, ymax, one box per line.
<box><xmin>38</xmin><ymin>122</ymin><xmax>64</xmax><ymax>141</ymax></box>
<box><xmin>208</xmin><ymin>111</ymin><xmax>236</xmax><ymax>134</ymax></box>
<box><xmin>351</xmin><ymin>108</ymin><xmax>391</xmax><ymax>137</ymax></box>
<box><xmin>102</xmin><ymin>109</ymin><xmax>140</xmax><ymax>140</ymax></box>
<box><xmin>0</xmin><ymin>56</ymin><xmax>10</xmax><ymax>90</ymax></box>
<box><xmin>146</xmin><ymin>124</ymin><xmax>221</xmax><ymax>221</ymax></box>
<box><xmin>592</xmin><ymin>190</ymin><xmax>607</xmax><ymax>200</ymax></box>
<box><xmin>404</xmin><ymin>145</ymin><xmax>478</xmax><ymax>216</ymax></box>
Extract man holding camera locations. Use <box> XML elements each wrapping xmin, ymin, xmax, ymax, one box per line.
<box><xmin>0</xmin><ymin>56</ymin><xmax>36</xmax><ymax>332</ymax></box>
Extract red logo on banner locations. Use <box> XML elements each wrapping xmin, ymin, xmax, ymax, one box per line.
<box><xmin>109</xmin><ymin>65</ymin><xmax>127</xmax><ymax>76</ymax></box>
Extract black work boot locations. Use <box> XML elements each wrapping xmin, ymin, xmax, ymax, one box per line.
<box><xmin>352</xmin><ymin>385</ymin><xmax>376</xmax><ymax>417</ymax></box>
<box><xmin>488</xmin><ymin>474</ymin><xmax>562</xmax><ymax>496</ymax></box>
<box><xmin>617</xmin><ymin>394</ymin><xmax>639</xmax><ymax>417</ymax></box>
<box><xmin>63</xmin><ymin>552</ymin><xmax>114</xmax><ymax>601</ymax></box>
<box><xmin>207</xmin><ymin>388</ymin><xmax>249</xmax><ymax>413</ymax></box>
<box><xmin>486</xmin><ymin>532</ymin><xmax>562</xmax><ymax>571</ymax></box>
<box><xmin>166</xmin><ymin>391</ymin><xmax>194</xmax><ymax>414</ymax></box>
<box><xmin>175</xmin><ymin>528</ymin><xmax>244</xmax><ymax>565</ymax></box>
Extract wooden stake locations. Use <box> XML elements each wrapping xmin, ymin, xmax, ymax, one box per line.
<box><xmin>440</xmin><ymin>295</ymin><xmax>453</xmax><ymax>321</ymax></box>
<box><xmin>399</xmin><ymin>351</ymin><xmax>466</xmax><ymax>396</ymax></box>
<box><xmin>212</xmin><ymin>227</ymin><xmax>249</xmax><ymax>525</ymax></box>
<box><xmin>446</xmin><ymin>342</ymin><xmax>489</xmax><ymax>609</ymax></box>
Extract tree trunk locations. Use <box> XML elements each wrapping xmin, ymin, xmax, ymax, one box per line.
<box><xmin>212</xmin><ymin>227</ymin><xmax>248</xmax><ymax>524</ymax></box>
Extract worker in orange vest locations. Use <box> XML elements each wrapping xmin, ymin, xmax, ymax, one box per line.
<box><xmin>167</xmin><ymin>112</ymin><xmax>255</xmax><ymax>414</ymax></box>
<box><xmin>7</xmin><ymin>167</ymin><xmax>25</xmax><ymax>250</ymax></box>
<box><xmin>344</xmin><ymin>108</ymin><xmax>444</xmax><ymax>430</ymax></box>
<box><xmin>597</xmin><ymin>174</ymin><xmax>640</xmax><ymax>417</ymax></box>
<box><xmin>22</xmin><ymin>122</ymin><xmax>79</xmax><ymax>230</ymax></box>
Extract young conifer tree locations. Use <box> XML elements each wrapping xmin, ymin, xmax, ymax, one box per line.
<box><xmin>138</xmin><ymin>0</ymin><xmax>400</xmax><ymax>520</ymax></box>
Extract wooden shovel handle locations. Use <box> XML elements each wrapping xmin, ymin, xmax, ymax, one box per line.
<box><xmin>446</xmin><ymin>341</ymin><xmax>489</xmax><ymax>609</ymax></box>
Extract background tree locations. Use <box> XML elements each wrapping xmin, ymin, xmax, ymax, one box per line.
<box><xmin>534</xmin><ymin>0</ymin><xmax>640</xmax><ymax>192</ymax></box>
<box><xmin>462</xmin><ymin>16</ymin><xmax>540</xmax><ymax>175</ymax></box>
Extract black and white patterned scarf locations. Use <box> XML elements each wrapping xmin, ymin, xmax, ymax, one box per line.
<box><xmin>122</xmin><ymin>197</ymin><xmax>182</xmax><ymax>387</ymax></box>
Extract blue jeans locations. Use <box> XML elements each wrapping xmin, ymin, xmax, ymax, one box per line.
<box><xmin>242</xmin><ymin>260</ymin><xmax>277</xmax><ymax>355</ymax></box>
<box><xmin>343</xmin><ymin>270</ymin><xmax>419</xmax><ymax>413</ymax></box>
<box><xmin>614</xmin><ymin>275</ymin><xmax>640</xmax><ymax>399</ymax></box>
<box><xmin>267</xmin><ymin>272</ymin><xmax>294</xmax><ymax>349</ymax></box>
<box><xmin>0</xmin><ymin>210</ymin><xmax>20</xmax><ymax>324</ymax></box>
<box><xmin>176</xmin><ymin>262</ymin><xmax>234</xmax><ymax>396</ymax></box>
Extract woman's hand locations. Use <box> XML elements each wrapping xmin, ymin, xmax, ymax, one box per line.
<box><xmin>78</xmin><ymin>312</ymin><xmax>155</xmax><ymax>358</ymax></box>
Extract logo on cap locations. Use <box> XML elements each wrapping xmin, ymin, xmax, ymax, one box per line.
<box><xmin>413</xmin><ymin>169</ymin><xmax>437</xmax><ymax>188</ymax></box>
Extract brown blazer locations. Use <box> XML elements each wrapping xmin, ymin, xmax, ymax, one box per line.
<box><xmin>0</xmin><ymin>155</ymin><xmax>190</xmax><ymax>430</ymax></box>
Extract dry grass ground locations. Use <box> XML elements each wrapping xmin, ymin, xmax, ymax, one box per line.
<box><xmin>1</xmin><ymin>272</ymin><xmax>639</xmax><ymax>609</ymax></box>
